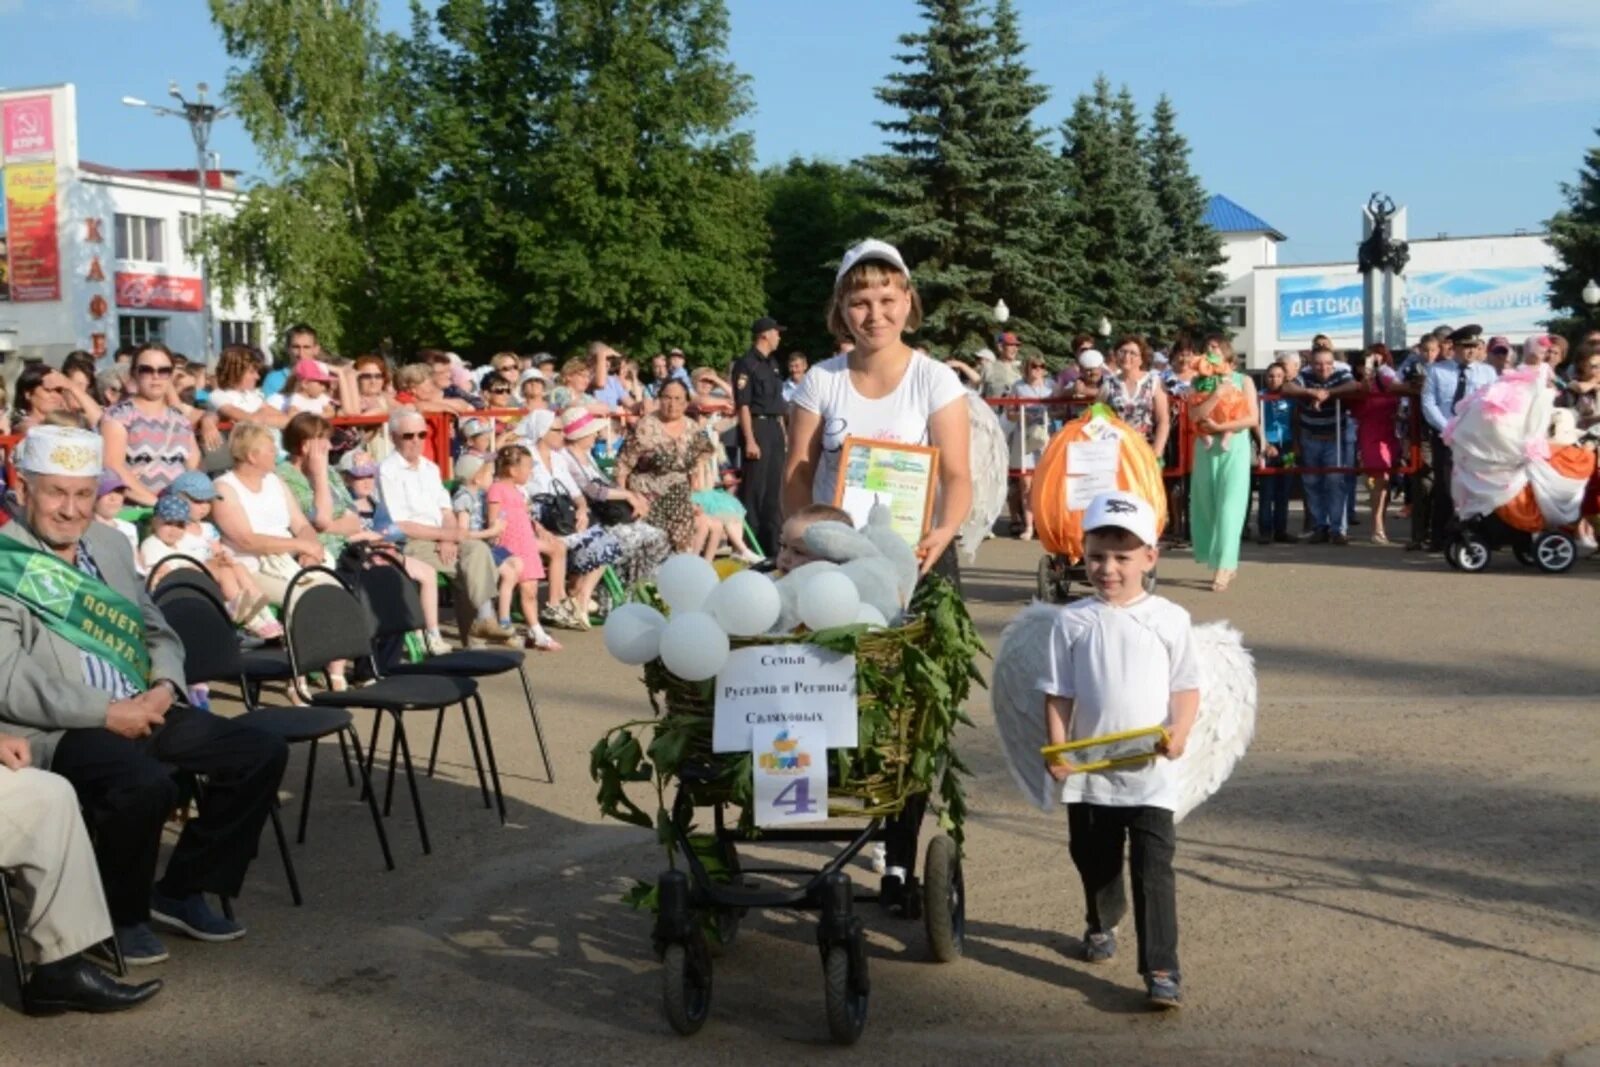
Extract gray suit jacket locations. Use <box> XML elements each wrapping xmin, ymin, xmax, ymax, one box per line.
<box><xmin>0</xmin><ymin>512</ymin><xmax>187</xmax><ymax>768</ymax></box>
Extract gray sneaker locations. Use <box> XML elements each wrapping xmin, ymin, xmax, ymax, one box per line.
<box><xmin>1146</xmin><ymin>970</ymin><xmax>1182</xmax><ymax>1009</ymax></box>
<box><xmin>150</xmin><ymin>892</ymin><xmax>246</xmax><ymax>943</ymax></box>
<box><xmin>1083</xmin><ymin>928</ymin><xmax>1116</xmax><ymax>964</ymax></box>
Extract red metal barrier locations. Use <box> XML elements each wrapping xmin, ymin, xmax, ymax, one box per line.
<box><xmin>1250</xmin><ymin>392</ymin><xmax>1424</xmax><ymax>477</ymax></box>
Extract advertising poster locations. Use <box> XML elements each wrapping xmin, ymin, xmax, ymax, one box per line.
<box><xmin>1276</xmin><ymin>267</ymin><xmax>1551</xmax><ymax>341</ymax></box>
<box><xmin>115</xmin><ymin>271</ymin><xmax>203</xmax><ymax>311</ymax></box>
<box><xmin>3</xmin><ymin>162</ymin><xmax>60</xmax><ymax>302</ymax></box>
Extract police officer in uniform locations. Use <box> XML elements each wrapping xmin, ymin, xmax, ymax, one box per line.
<box><xmin>733</xmin><ymin>316</ymin><xmax>788</xmax><ymax>558</ymax></box>
<box><xmin>1419</xmin><ymin>323</ymin><xmax>1497</xmax><ymax>550</ymax></box>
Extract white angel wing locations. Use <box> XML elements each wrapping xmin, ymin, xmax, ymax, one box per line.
<box><xmin>990</xmin><ymin>609</ymin><xmax>1258</xmax><ymax>821</ymax></box>
<box><xmin>1171</xmin><ymin>621</ymin><xmax>1257</xmax><ymax>823</ymax></box>
<box><xmin>960</xmin><ymin>391</ymin><xmax>1011</xmax><ymax>563</ymax></box>
<box><xmin>990</xmin><ymin>601</ymin><xmax>1063</xmax><ymax>812</ymax></box>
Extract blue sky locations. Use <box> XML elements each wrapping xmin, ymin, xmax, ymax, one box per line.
<box><xmin>3</xmin><ymin>0</ymin><xmax>1598</xmax><ymax>264</ymax></box>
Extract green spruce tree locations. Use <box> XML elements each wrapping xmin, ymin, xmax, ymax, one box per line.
<box><xmin>1059</xmin><ymin>76</ymin><xmax>1144</xmax><ymax>341</ymax></box>
<box><xmin>1545</xmin><ymin>131</ymin><xmax>1600</xmax><ymax>343</ymax></box>
<box><xmin>1145</xmin><ymin>94</ymin><xmax>1227</xmax><ymax>340</ymax></box>
<box><xmin>1112</xmin><ymin>85</ymin><xmax>1167</xmax><ymax>339</ymax></box>
<box><xmin>980</xmin><ymin>0</ymin><xmax>1079</xmax><ymax>357</ymax></box>
<box><xmin>866</xmin><ymin>0</ymin><xmax>999</xmax><ymax>355</ymax></box>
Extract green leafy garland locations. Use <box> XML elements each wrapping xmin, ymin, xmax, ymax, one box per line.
<box><xmin>590</xmin><ymin>573</ymin><xmax>986</xmax><ymax>899</ymax></box>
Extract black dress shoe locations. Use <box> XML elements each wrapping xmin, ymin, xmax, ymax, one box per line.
<box><xmin>23</xmin><ymin>956</ymin><xmax>163</xmax><ymax>1016</ymax></box>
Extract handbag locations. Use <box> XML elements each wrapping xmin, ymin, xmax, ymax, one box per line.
<box><xmin>592</xmin><ymin>496</ymin><xmax>637</xmax><ymax>526</ymax></box>
<box><xmin>532</xmin><ymin>481</ymin><xmax>579</xmax><ymax>536</ymax></box>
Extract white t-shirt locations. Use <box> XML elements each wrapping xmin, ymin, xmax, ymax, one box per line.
<box><xmin>277</xmin><ymin>393</ymin><xmax>335</xmax><ymax>416</ymax></box>
<box><xmin>377</xmin><ymin>452</ymin><xmax>452</xmax><ymax>529</ymax></box>
<box><xmin>792</xmin><ymin>351</ymin><xmax>966</xmax><ymax>505</ymax></box>
<box><xmin>208</xmin><ymin>388</ymin><xmax>267</xmax><ymax>416</ymax></box>
<box><xmin>1038</xmin><ymin>594</ymin><xmax>1200</xmax><ymax>810</ymax></box>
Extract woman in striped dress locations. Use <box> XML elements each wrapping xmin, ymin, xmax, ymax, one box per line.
<box><xmin>99</xmin><ymin>343</ymin><xmax>199</xmax><ymax>505</ymax></box>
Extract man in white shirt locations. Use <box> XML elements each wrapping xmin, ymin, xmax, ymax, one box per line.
<box><xmin>377</xmin><ymin>410</ymin><xmax>513</xmax><ymax>643</ymax></box>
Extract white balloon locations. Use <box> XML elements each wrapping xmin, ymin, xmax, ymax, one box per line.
<box><xmin>708</xmin><ymin>569</ymin><xmax>782</xmax><ymax>636</ymax></box>
<box><xmin>855</xmin><ymin>603</ymin><xmax>888</xmax><ymax>629</ymax></box>
<box><xmin>658</xmin><ymin>611</ymin><xmax>731</xmax><ymax>681</ymax></box>
<box><xmin>655</xmin><ymin>554</ymin><xmax>720</xmax><ymax>614</ymax></box>
<box><xmin>799</xmin><ymin>570</ymin><xmax>861</xmax><ymax>631</ymax></box>
<box><xmin>602</xmin><ymin>602</ymin><xmax>667</xmax><ymax>665</ymax></box>
<box><xmin>785</xmin><ymin>560</ymin><xmax>839</xmax><ymax>592</ymax></box>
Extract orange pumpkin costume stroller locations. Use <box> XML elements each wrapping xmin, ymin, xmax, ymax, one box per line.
<box><xmin>1029</xmin><ymin>403</ymin><xmax>1168</xmax><ymax>601</ymax></box>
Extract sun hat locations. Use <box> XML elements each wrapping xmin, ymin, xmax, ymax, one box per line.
<box><xmin>561</xmin><ymin>408</ymin><xmax>604</xmax><ymax>441</ymax></box>
<box><xmin>835</xmin><ymin>239</ymin><xmax>911</xmax><ymax>285</ymax></box>
<box><xmin>1077</xmin><ymin>350</ymin><xmax>1106</xmax><ymax>371</ymax></box>
<box><xmin>153</xmin><ymin>492</ymin><xmax>192</xmax><ymax>524</ymax></box>
<box><xmin>1084</xmin><ymin>490</ymin><xmax>1157</xmax><ymax>548</ymax></box>
<box><xmin>169</xmin><ymin>469</ymin><xmax>218</xmax><ymax>501</ymax></box>
<box><xmin>519</xmin><ymin>368</ymin><xmax>545</xmax><ymax>385</ymax></box>
<box><xmin>96</xmin><ymin>470</ymin><xmax>127</xmax><ymax>498</ymax></box>
<box><xmin>336</xmin><ymin>450</ymin><xmax>379</xmax><ymax>478</ymax></box>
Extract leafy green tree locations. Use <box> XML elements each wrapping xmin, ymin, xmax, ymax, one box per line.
<box><xmin>206</xmin><ymin>0</ymin><xmax>409</xmax><ymax>356</ymax></box>
<box><xmin>866</xmin><ymin>0</ymin><xmax>1000</xmax><ymax>355</ymax></box>
<box><xmin>1145</xmin><ymin>94</ymin><xmax>1227</xmax><ymax>340</ymax></box>
<box><xmin>760</xmin><ymin>158</ymin><xmax>882</xmax><ymax>360</ymax></box>
<box><xmin>1545</xmin><ymin>131</ymin><xmax>1600</xmax><ymax>343</ymax></box>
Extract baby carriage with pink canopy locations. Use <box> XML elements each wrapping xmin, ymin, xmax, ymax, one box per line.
<box><xmin>1445</xmin><ymin>365</ymin><xmax>1596</xmax><ymax>573</ymax></box>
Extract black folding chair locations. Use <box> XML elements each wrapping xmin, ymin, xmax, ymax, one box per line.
<box><xmin>348</xmin><ymin>550</ymin><xmax>554</xmax><ymax>797</ymax></box>
<box><xmin>147</xmin><ymin>555</ymin><xmax>295</xmax><ymax>705</ymax></box>
<box><xmin>281</xmin><ymin>567</ymin><xmax>490</xmax><ymax>855</ymax></box>
<box><xmin>154</xmin><ymin>583</ymin><xmax>395</xmax><ymax>897</ymax></box>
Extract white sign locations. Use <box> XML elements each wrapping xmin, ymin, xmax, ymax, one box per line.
<box><xmin>712</xmin><ymin>644</ymin><xmax>858</xmax><ymax>753</ymax></box>
<box><xmin>751</xmin><ymin>722</ymin><xmax>828</xmax><ymax>827</ymax></box>
<box><xmin>1065</xmin><ymin>437</ymin><xmax>1121</xmax><ymax>510</ymax></box>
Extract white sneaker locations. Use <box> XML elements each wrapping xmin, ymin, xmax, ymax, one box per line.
<box><xmin>425</xmin><ymin>632</ymin><xmax>453</xmax><ymax>657</ymax></box>
<box><xmin>870</xmin><ymin>843</ymin><xmax>887</xmax><ymax>874</ymax></box>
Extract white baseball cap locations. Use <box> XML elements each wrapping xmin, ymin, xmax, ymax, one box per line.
<box><xmin>835</xmin><ymin>239</ymin><xmax>911</xmax><ymax>284</ymax></box>
<box><xmin>1077</xmin><ymin>349</ymin><xmax>1106</xmax><ymax>370</ymax></box>
<box><xmin>1083</xmin><ymin>491</ymin><xmax>1157</xmax><ymax>548</ymax></box>
<box><xmin>974</xmin><ymin>347</ymin><xmax>996</xmax><ymax>362</ymax></box>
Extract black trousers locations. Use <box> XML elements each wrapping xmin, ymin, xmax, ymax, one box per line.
<box><xmin>50</xmin><ymin>705</ymin><xmax>289</xmax><ymax>925</ymax></box>
<box><xmin>739</xmin><ymin>415</ymin><xmax>786</xmax><ymax>559</ymax></box>
<box><xmin>1427</xmin><ymin>432</ymin><xmax>1455</xmax><ymax>546</ymax></box>
<box><xmin>1067</xmin><ymin>802</ymin><xmax>1179</xmax><ymax>976</ymax></box>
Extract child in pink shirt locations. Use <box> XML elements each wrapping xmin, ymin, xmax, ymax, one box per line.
<box><xmin>484</xmin><ymin>444</ymin><xmax>560</xmax><ymax>651</ymax></box>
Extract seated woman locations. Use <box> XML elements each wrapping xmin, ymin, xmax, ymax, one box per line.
<box><xmin>525</xmin><ymin>409</ymin><xmax>622</xmax><ymax>627</ymax></box>
<box><xmin>555</xmin><ymin>407</ymin><xmax>670</xmax><ymax>593</ymax></box>
<box><xmin>614</xmin><ymin>379</ymin><xmax>719</xmax><ymax>558</ymax></box>
<box><xmin>100</xmin><ymin>342</ymin><xmax>200</xmax><ymax>505</ymax></box>
<box><xmin>13</xmin><ymin>361</ymin><xmax>101</xmax><ymax>434</ymax></box>
<box><xmin>210</xmin><ymin>423</ymin><xmax>348</xmax><ymax>689</ymax></box>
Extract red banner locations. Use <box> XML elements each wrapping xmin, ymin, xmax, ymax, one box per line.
<box><xmin>115</xmin><ymin>271</ymin><xmax>203</xmax><ymax>312</ymax></box>
<box><xmin>4</xmin><ymin>162</ymin><xmax>60</xmax><ymax>302</ymax></box>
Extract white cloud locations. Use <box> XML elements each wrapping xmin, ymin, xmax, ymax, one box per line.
<box><xmin>1423</xmin><ymin>0</ymin><xmax>1600</xmax><ymax>51</ymax></box>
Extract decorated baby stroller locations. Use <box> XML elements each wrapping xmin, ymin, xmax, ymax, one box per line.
<box><xmin>1444</xmin><ymin>365</ymin><xmax>1597</xmax><ymax>574</ymax></box>
<box><xmin>1029</xmin><ymin>403</ymin><xmax>1168</xmax><ymax>602</ymax></box>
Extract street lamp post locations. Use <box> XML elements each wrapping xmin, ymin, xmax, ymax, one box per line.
<box><xmin>123</xmin><ymin>83</ymin><xmax>229</xmax><ymax>364</ymax></box>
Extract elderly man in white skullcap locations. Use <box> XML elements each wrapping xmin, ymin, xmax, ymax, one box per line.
<box><xmin>0</xmin><ymin>425</ymin><xmax>287</xmax><ymax>968</ymax></box>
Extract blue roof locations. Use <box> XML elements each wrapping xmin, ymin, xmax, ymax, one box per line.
<box><xmin>1204</xmin><ymin>194</ymin><xmax>1286</xmax><ymax>241</ymax></box>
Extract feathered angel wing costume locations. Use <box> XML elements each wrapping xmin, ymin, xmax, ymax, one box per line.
<box><xmin>991</xmin><ymin>602</ymin><xmax>1257</xmax><ymax>821</ymax></box>
<box><xmin>960</xmin><ymin>391</ymin><xmax>1011</xmax><ymax>563</ymax></box>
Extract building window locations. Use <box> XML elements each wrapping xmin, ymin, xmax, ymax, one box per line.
<box><xmin>1221</xmin><ymin>296</ymin><xmax>1247</xmax><ymax>329</ymax></box>
<box><xmin>114</xmin><ymin>214</ymin><xmax>165</xmax><ymax>263</ymax></box>
<box><xmin>179</xmin><ymin>212</ymin><xmax>201</xmax><ymax>256</ymax></box>
<box><xmin>219</xmin><ymin>320</ymin><xmax>260</xmax><ymax>348</ymax></box>
<box><xmin>118</xmin><ymin>315</ymin><xmax>166</xmax><ymax>349</ymax></box>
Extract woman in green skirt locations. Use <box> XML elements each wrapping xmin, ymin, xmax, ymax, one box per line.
<box><xmin>1186</xmin><ymin>338</ymin><xmax>1258</xmax><ymax>592</ymax></box>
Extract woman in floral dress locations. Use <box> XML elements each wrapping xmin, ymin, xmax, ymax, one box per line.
<box><xmin>614</xmin><ymin>379</ymin><xmax>717</xmax><ymax>555</ymax></box>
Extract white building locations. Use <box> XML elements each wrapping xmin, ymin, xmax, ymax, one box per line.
<box><xmin>0</xmin><ymin>83</ymin><xmax>270</xmax><ymax>365</ymax></box>
<box><xmin>1206</xmin><ymin>194</ymin><xmax>1557</xmax><ymax>368</ymax></box>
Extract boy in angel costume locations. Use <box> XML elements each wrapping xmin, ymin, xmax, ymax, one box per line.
<box><xmin>990</xmin><ymin>490</ymin><xmax>1257</xmax><ymax>1011</ymax></box>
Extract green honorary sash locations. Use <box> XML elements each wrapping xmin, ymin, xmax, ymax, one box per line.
<box><xmin>0</xmin><ymin>537</ymin><xmax>151</xmax><ymax>692</ymax></box>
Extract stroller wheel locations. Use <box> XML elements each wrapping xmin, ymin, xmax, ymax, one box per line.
<box><xmin>1532</xmin><ymin>531</ymin><xmax>1577</xmax><ymax>574</ymax></box>
<box><xmin>1447</xmin><ymin>534</ymin><xmax>1491</xmax><ymax>573</ymax></box>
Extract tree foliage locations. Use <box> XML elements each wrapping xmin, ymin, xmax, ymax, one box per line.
<box><xmin>760</xmin><ymin>158</ymin><xmax>882</xmax><ymax>360</ymax></box>
<box><xmin>1545</xmin><ymin>131</ymin><xmax>1600</xmax><ymax>340</ymax></box>
<box><xmin>208</xmin><ymin>0</ymin><xmax>766</xmax><ymax>362</ymax></box>
<box><xmin>1145</xmin><ymin>94</ymin><xmax>1228</xmax><ymax>339</ymax></box>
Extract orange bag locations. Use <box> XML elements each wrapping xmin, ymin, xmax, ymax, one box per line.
<box><xmin>1494</xmin><ymin>445</ymin><xmax>1598</xmax><ymax>532</ymax></box>
<box><xmin>1030</xmin><ymin>406</ymin><xmax>1168</xmax><ymax>563</ymax></box>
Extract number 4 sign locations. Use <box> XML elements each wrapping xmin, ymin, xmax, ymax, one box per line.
<box><xmin>751</xmin><ymin>722</ymin><xmax>828</xmax><ymax>827</ymax></box>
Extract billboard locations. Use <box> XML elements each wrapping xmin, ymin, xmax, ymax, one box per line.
<box><xmin>3</xmin><ymin>162</ymin><xmax>60</xmax><ymax>302</ymax></box>
<box><xmin>2</xmin><ymin>95</ymin><xmax>55</xmax><ymax>163</ymax></box>
<box><xmin>115</xmin><ymin>271</ymin><xmax>203</xmax><ymax>312</ymax></box>
<box><xmin>1276</xmin><ymin>266</ymin><xmax>1551</xmax><ymax>341</ymax></box>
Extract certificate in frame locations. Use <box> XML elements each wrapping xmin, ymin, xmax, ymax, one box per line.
<box><xmin>832</xmin><ymin>436</ymin><xmax>939</xmax><ymax>548</ymax></box>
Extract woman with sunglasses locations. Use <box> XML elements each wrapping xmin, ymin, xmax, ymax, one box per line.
<box><xmin>99</xmin><ymin>343</ymin><xmax>201</xmax><ymax>505</ymax></box>
<box><xmin>351</xmin><ymin>354</ymin><xmax>393</xmax><ymax>415</ymax></box>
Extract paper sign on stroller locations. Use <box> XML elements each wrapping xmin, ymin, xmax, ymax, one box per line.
<box><xmin>712</xmin><ymin>644</ymin><xmax>859</xmax><ymax>753</ymax></box>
